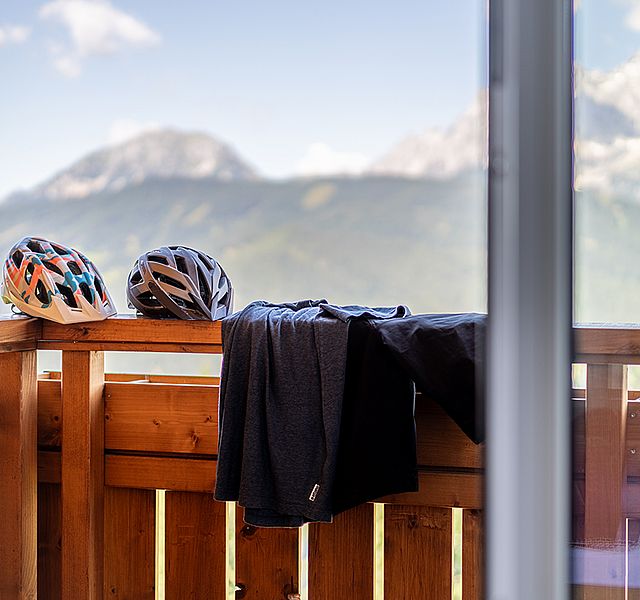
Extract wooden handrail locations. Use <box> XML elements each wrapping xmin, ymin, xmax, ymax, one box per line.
<box><xmin>5</xmin><ymin>313</ymin><xmax>640</xmax><ymax>357</ymax></box>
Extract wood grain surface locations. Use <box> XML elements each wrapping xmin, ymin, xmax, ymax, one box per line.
<box><xmin>104</xmin><ymin>487</ymin><xmax>155</xmax><ymax>599</ymax></box>
<box><xmin>384</xmin><ymin>505</ymin><xmax>452</xmax><ymax>599</ymax></box>
<box><xmin>0</xmin><ymin>350</ymin><xmax>38</xmax><ymax>599</ymax></box>
<box><xmin>236</xmin><ymin>507</ymin><xmax>299</xmax><ymax>599</ymax></box>
<box><xmin>61</xmin><ymin>350</ymin><xmax>105</xmax><ymax>600</ymax></box>
<box><xmin>165</xmin><ymin>491</ymin><xmax>226</xmax><ymax>599</ymax></box>
<box><xmin>308</xmin><ymin>504</ymin><xmax>374</xmax><ymax>600</ymax></box>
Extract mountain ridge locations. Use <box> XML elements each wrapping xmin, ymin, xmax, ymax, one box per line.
<box><xmin>4</xmin><ymin>129</ymin><xmax>258</xmax><ymax>204</ymax></box>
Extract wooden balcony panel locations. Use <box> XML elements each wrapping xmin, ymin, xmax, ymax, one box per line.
<box><xmin>38</xmin><ymin>380</ymin><xmax>219</xmax><ymax>455</ymax></box>
<box><xmin>104</xmin><ymin>382</ymin><xmax>218</xmax><ymax>455</ymax></box>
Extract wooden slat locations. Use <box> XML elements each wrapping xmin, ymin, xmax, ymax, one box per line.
<box><xmin>165</xmin><ymin>491</ymin><xmax>225</xmax><ymax>599</ymax></box>
<box><xmin>39</xmin><ymin>453</ymin><xmax>479</xmax><ymax>503</ymax></box>
<box><xmin>41</xmin><ymin>371</ymin><xmax>220</xmax><ymax>385</ymax></box>
<box><xmin>39</xmin><ymin>379</ymin><xmax>62</xmax><ymax>447</ymax></box>
<box><xmin>0</xmin><ymin>315</ymin><xmax>41</xmax><ymax>352</ymax></box>
<box><xmin>38</xmin><ymin>379</ymin><xmax>220</xmax><ymax>454</ymax></box>
<box><xmin>308</xmin><ymin>504</ymin><xmax>373</xmax><ymax>599</ymax></box>
<box><xmin>583</xmin><ymin>364</ymin><xmax>627</xmax><ymax>600</ymax></box>
<box><xmin>462</xmin><ymin>509</ymin><xmax>483</xmax><ymax>600</ymax></box>
<box><xmin>41</xmin><ymin>314</ymin><xmax>222</xmax><ymax>345</ymax></box>
<box><xmin>384</xmin><ymin>505</ymin><xmax>452</xmax><ymax>598</ymax></box>
<box><xmin>575</xmin><ymin>399</ymin><xmax>586</xmax><ymax>475</ymax></box>
<box><xmin>0</xmin><ymin>350</ymin><xmax>38</xmax><ymax>599</ymax></box>
<box><xmin>576</xmin><ymin>326</ymin><xmax>640</xmax><ymax>358</ymax></box>
<box><xmin>381</xmin><ymin>472</ymin><xmax>483</xmax><ymax>509</ymax></box>
<box><xmin>105</xmin><ymin>382</ymin><xmax>218</xmax><ymax>454</ymax></box>
<box><xmin>105</xmin><ymin>455</ymin><xmax>216</xmax><ymax>493</ymax></box>
<box><xmin>585</xmin><ymin>364</ymin><xmax>628</xmax><ymax>543</ymax></box>
<box><xmin>416</xmin><ymin>395</ymin><xmax>483</xmax><ymax>469</ymax></box>
<box><xmin>38</xmin><ymin>340</ymin><xmax>222</xmax><ymax>353</ymax></box>
<box><xmin>104</xmin><ymin>487</ymin><xmax>155</xmax><ymax>599</ymax></box>
<box><xmin>576</xmin><ymin>354</ymin><xmax>640</xmax><ymax>366</ymax></box>
<box><xmin>236</xmin><ymin>507</ymin><xmax>299</xmax><ymax>598</ymax></box>
<box><xmin>628</xmin><ymin>520</ymin><xmax>640</xmax><ymax>600</ymax></box>
<box><xmin>61</xmin><ymin>350</ymin><xmax>105</xmax><ymax>600</ymax></box>
<box><xmin>38</xmin><ymin>482</ymin><xmax>62</xmax><ymax>600</ymax></box>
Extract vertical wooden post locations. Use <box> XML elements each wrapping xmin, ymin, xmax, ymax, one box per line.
<box><xmin>0</xmin><ymin>350</ymin><xmax>38</xmax><ymax>599</ymax></box>
<box><xmin>61</xmin><ymin>350</ymin><xmax>105</xmax><ymax>600</ymax></box>
<box><xmin>582</xmin><ymin>363</ymin><xmax>627</xmax><ymax>599</ymax></box>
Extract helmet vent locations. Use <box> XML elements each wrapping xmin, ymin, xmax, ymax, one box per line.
<box><xmin>25</xmin><ymin>262</ymin><xmax>34</xmax><ymax>285</ymax></box>
<box><xmin>198</xmin><ymin>274</ymin><xmax>209</xmax><ymax>303</ymax></box>
<box><xmin>35</xmin><ymin>280</ymin><xmax>49</xmax><ymax>304</ymax></box>
<box><xmin>79</xmin><ymin>282</ymin><xmax>93</xmax><ymax>304</ymax></box>
<box><xmin>42</xmin><ymin>261</ymin><xmax>63</xmax><ymax>276</ymax></box>
<box><xmin>26</xmin><ymin>240</ymin><xmax>44</xmax><ymax>254</ymax></box>
<box><xmin>175</xmin><ymin>256</ymin><xmax>188</xmax><ymax>274</ymax></box>
<box><xmin>94</xmin><ymin>276</ymin><xmax>104</xmax><ymax>299</ymax></box>
<box><xmin>148</xmin><ymin>255</ymin><xmax>168</xmax><ymax>265</ymax></box>
<box><xmin>157</xmin><ymin>274</ymin><xmax>186</xmax><ymax>290</ymax></box>
<box><xmin>130</xmin><ymin>271</ymin><xmax>143</xmax><ymax>285</ymax></box>
<box><xmin>175</xmin><ymin>295</ymin><xmax>199</xmax><ymax>311</ymax></box>
<box><xmin>68</xmin><ymin>262</ymin><xmax>82</xmax><ymax>276</ymax></box>
<box><xmin>12</xmin><ymin>250</ymin><xmax>23</xmax><ymax>268</ymax></box>
<box><xmin>55</xmin><ymin>283</ymin><xmax>77</xmax><ymax>308</ymax></box>
<box><xmin>138</xmin><ymin>291</ymin><xmax>161</xmax><ymax>307</ymax></box>
<box><xmin>51</xmin><ymin>244</ymin><xmax>69</xmax><ymax>256</ymax></box>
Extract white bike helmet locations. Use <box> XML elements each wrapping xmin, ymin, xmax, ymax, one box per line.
<box><xmin>127</xmin><ymin>245</ymin><xmax>233</xmax><ymax>320</ymax></box>
<box><xmin>1</xmin><ymin>237</ymin><xmax>116</xmax><ymax>324</ymax></box>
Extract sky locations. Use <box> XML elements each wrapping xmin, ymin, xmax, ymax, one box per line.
<box><xmin>0</xmin><ymin>0</ymin><xmax>485</xmax><ymax>198</ymax></box>
<box><xmin>2</xmin><ymin>0</ymin><xmax>640</xmax><ymax>200</ymax></box>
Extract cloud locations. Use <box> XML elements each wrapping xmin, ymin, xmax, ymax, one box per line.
<box><xmin>39</xmin><ymin>0</ymin><xmax>160</xmax><ymax>77</ymax></box>
<box><xmin>575</xmin><ymin>136</ymin><xmax>640</xmax><ymax>198</ymax></box>
<box><xmin>627</xmin><ymin>2</ymin><xmax>640</xmax><ymax>31</ymax></box>
<box><xmin>0</xmin><ymin>25</ymin><xmax>31</xmax><ymax>46</ymax></box>
<box><xmin>107</xmin><ymin>118</ymin><xmax>160</xmax><ymax>145</ymax></box>
<box><xmin>296</xmin><ymin>143</ymin><xmax>368</xmax><ymax>177</ymax></box>
<box><xmin>577</xmin><ymin>55</ymin><xmax>640</xmax><ymax>130</ymax></box>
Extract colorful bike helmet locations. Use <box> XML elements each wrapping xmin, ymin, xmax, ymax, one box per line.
<box><xmin>1</xmin><ymin>237</ymin><xmax>116</xmax><ymax>324</ymax></box>
<box><xmin>126</xmin><ymin>245</ymin><xmax>233</xmax><ymax>321</ymax></box>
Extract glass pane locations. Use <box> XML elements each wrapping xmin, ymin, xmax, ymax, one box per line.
<box><xmin>574</xmin><ymin>0</ymin><xmax>640</xmax><ymax>595</ymax></box>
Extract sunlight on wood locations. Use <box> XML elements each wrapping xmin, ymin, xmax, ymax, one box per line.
<box><xmin>226</xmin><ymin>502</ymin><xmax>236</xmax><ymax>600</ymax></box>
<box><xmin>155</xmin><ymin>490</ymin><xmax>165</xmax><ymax>600</ymax></box>
<box><xmin>452</xmin><ymin>508</ymin><xmax>463</xmax><ymax>600</ymax></box>
<box><xmin>299</xmin><ymin>523</ymin><xmax>309</xmax><ymax>600</ymax></box>
<box><xmin>374</xmin><ymin>503</ymin><xmax>384</xmax><ymax>600</ymax></box>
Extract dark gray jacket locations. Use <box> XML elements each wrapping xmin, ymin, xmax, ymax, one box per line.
<box><xmin>214</xmin><ymin>299</ymin><xmax>408</xmax><ymax>527</ymax></box>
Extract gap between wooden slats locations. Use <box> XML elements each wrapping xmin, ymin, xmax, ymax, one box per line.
<box><xmin>384</xmin><ymin>505</ymin><xmax>453</xmax><ymax>598</ymax></box>
<box><xmin>104</xmin><ymin>487</ymin><xmax>155</xmax><ymax>598</ymax></box>
<box><xmin>38</xmin><ymin>482</ymin><xmax>61</xmax><ymax>600</ymax></box>
<box><xmin>235</xmin><ymin>507</ymin><xmax>298</xmax><ymax>599</ymax></box>
<box><xmin>165</xmin><ymin>491</ymin><xmax>226</xmax><ymax>599</ymax></box>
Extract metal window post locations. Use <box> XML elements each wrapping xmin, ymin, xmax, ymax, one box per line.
<box><xmin>487</xmin><ymin>0</ymin><xmax>573</xmax><ymax>598</ymax></box>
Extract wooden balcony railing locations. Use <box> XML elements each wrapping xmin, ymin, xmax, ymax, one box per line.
<box><xmin>0</xmin><ymin>315</ymin><xmax>636</xmax><ymax>599</ymax></box>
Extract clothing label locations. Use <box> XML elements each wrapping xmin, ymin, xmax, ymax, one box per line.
<box><xmin>309</xmin><ymin>484</ymin><xmax>320</xmax><ymax>502</ymax></box>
